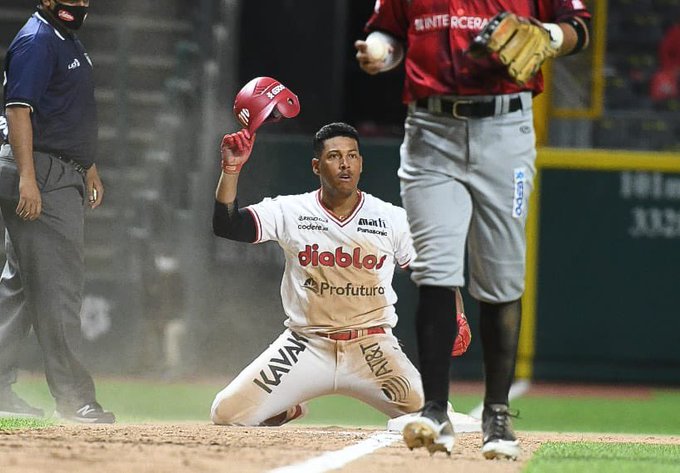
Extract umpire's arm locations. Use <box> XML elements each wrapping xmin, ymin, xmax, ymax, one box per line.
<box><xmin>6</xmin><ymin>106</ymin><xmax>41</xmax><ymax>221</ymax></box>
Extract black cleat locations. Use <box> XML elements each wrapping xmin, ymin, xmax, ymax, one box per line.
<box><xmin>56</xmin><ymin>402</ymin><xmax>115</xmax><ymax>424</ymax></box>
<box><xmin>0</xmin><ymin>388</ymin><xmax>44</xmax><ymax>418</ymax></box>
<box><xmin>481</xmin><ymin>404</ymin><xmax>520</xmax><ymax>460</ymax></box>
<box><xmin>402</xmin><ymin>401</ymin><xmax>454</xmax><ymax>455</ymax></box>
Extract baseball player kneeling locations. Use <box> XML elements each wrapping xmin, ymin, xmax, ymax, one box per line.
<box><xmin>209</xmin><ymin>78</ymin><xmax>470</xmax><ymax>426</ymax></box>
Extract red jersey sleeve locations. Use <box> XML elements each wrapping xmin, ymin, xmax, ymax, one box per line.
<box><xmin>362</xmin><ymin>0</ymin><xmax>592</xmax><ymax>101</ymax></box>
<box><xmin>536</xmin><ymin>0</ymin><xmax>591</xmax><ymax>22</ymax></box>
<box><xmin>365</xmin><ymin>0</ymin><xmax>409</xmax><ymax>40</ymax></box>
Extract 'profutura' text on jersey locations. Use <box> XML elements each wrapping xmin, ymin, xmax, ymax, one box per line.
<box><xmin>247</xmin><ymin>189</ymin><xmax>414</xmax><ymax>334</ymax></box>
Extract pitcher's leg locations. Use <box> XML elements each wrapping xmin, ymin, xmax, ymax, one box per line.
<box><xmin>415</xmin><ymin>286</ymin><xmax>459</xmax><ymax>409</ymax></box>
<box><xmin>466</xmin><ymin>104</ymin><xmax>536</xmax><ymax>303</ymax></box>
<box><xmin>466</xmin><ymin>102</ymin><xmax>535</xmax><ymax>460</ymax></box>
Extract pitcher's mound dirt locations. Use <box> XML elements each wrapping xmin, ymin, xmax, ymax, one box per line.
<box><xmin>1</xmin><ymin>424</ymin><xmax>679</xmax><ymax>473</ymax></box>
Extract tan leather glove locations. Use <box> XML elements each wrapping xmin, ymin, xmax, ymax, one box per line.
<box><xmin>470</xmin><ymin>12</ymin><xmax>558</xmax><ymax>85</ymax></box>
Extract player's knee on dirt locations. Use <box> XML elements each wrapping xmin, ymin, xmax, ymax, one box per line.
<box><xmin>210</xmin><ymin>397</ymin><xmax>241</xmax><ymax>425</ymax></box>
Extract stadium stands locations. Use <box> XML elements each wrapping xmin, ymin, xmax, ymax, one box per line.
<box><xmin>601</xmin><ymin>0</ymin><xmax>680</xmax><ymax>151</ymax></box>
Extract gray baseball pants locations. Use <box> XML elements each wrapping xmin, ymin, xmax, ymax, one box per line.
<box><xmin>399</xmin><ymin>92</ymin><xmax>536</xmax><ymax>303</ymax></box>
<box><xmin>0</xmin><ymin>151</ymin><xmax>95</xmax><ymax>410</ymax></box>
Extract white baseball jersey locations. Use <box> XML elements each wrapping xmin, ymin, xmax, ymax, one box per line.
<box><xmin>246</xmin><ymin>189</ymin><xmax>414</xmax><ymax>334</ymax></box>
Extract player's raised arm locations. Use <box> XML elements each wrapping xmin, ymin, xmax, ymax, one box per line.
<box><xmin>212</xmin><ymin>129</ymin><xmax>258</xmax><ymax>242</ymax></box>
<box><xmin>213</xmin><ymin>76</ymin><xmax>300</xmax><ymax>244</ymax></box>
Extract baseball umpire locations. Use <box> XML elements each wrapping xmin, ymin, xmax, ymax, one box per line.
<box><xmin>0</xmin><ymin>0</ymin><xmax>114</xmax><ymax>423</ymax></box>
<box><xmin>355</xmin><ymin>0</ymin><xmax>590</xmax><ymax>459</ymax></box>
<box><xmin>209</xmin><ymin>77</ymin><xmax>470</xmax><ymax>426</ymax></box>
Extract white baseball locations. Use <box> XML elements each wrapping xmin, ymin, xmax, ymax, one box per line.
<box><xmin>365</xmin><ymin>37</ymin><xmax>388</xmax><ymax>61</ymax></box>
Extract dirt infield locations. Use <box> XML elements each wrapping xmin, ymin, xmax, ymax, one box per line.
<box><xmin>1</xmin><ymin>424</ymin><xmax>679</xmax><ymax>473</ymax></box>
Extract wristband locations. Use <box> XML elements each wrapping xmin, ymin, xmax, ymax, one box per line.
<box><xmin>563</xmin><ymin>17</ymin><xmax>589</xmax><ymax>55</ymax></box>
<box><xmin>221</xmin><ymin>159</ymin><xmax>243</xmax><ymax>175</ymax></box>
<box><xmin>542</xmin><ymin>23</ymin><xmax>565</xmax><ymax>50</ymax></box>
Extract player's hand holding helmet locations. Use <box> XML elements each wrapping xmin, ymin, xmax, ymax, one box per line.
<box><xmin>220</xmin><ymin>129</ymin><xmax>255</xmax><ymax>174</ymax></box>
<box><xmin>222</xmin><ymin>76</ymin><xmax>300</xmax><ymax>174</ymax></box>
<box><xmin>469</xmin><ymin>11</ymin><xmax>557</xmax><ymax>85</ymax></box>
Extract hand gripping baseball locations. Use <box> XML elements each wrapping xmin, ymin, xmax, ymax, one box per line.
<box><xmin>221</xmin><ymin>129</ymin><xmax>256</xmax><ymax>174</ymax></box>
<box><xmin>355</xmin><ymin>39</ymin><xmax>388</xmax><ymax>75</ymax></box>
<box><xmin>452</xmin><ymin>312</ymin><xmax>472</xmax><ymax>357</ymax></box>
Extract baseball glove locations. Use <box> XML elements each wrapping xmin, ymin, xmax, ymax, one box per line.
<box><xmin>452</xmin><ymin>311</ymin><xmax>472</xmax><ymax>357</ymax></box>
<box><xmin>469</xmin><ymin>11</ymin><xmax>557</xmax><ymax>85</ymax></box>
<box><xmin>451</xmin><ymin>288</ymin><xmax>471</xmax><ymax>357</ymax></box>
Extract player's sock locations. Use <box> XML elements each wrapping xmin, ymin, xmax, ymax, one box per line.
<box><xmin>415</xmin><ymin>285</ymin><xmax>458</xmax><ymax>409</ymax></box>
<box><xmin>479</xmin><ymin>299</ymin><xmax>521</xmax><ymax>406</ymax></box>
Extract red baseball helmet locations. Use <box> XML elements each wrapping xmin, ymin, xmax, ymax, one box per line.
<box><xmin>233</xmin><ymin>77</ymin><xmax>300</xmax><ymax>133</ymax></box>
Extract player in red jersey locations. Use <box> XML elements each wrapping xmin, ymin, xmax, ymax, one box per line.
<box><xmin>356</xmin><ymin>0</ymin><xmax>590</xmax><ymax>459</ymax></box>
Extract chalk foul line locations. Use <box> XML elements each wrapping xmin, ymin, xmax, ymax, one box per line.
<box><xmin>267</xmin><ymin>431</ymin><xmax>401</xmax><ymax>473</ymax></box>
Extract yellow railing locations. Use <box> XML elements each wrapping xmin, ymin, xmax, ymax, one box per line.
<box><xmin>536</xmin><ymin>0</ymin><xmax>607</xmax><ymax>134</ymax></box>
<box><xmin>552</xmin><ymin>0</ymin><xmax>607</xmax><ymax>119</ymax></box>
<box><xmin>515</xmin><ymin>148</ymin><xmax>680</xmax><ymax>379</ymax></box>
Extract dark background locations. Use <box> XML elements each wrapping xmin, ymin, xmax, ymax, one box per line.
<box><xmin>238</xmin><ymin>0</ymin><xmax>406</xmax><ymax>136</ymax></box>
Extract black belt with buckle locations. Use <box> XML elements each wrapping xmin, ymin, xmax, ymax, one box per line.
<box><xmin>54</xmin><ymin>155</ymin><xmax>87</xmax><ymax>175</ymax></box>
<box><xmin>415</xmin><ymin>96</ymin><xmax>522</xmax><ymax>119</ymax></box>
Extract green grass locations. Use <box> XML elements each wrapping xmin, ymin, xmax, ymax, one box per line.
<box><xmin>305</xmin><ymin>393</ymin><xmax>479</xmax><ymax>426</ymax></box>
<box><xmin>511</xmin><ymin>392</ymin><xmax>680</xmax><ymax>435</ymax></box>
<box><xmin>9</xmin><ymin>377</ymin><xmax>680</xmax><ymax>435</ymax></box>
<box><xmin>12</xmin><ymin>377</ymin><xmax>480</xmax><ymax>426</ymax></box>
<box><xmin>13</xmin><ymin>377</ymin><xmax>219</xmax><ymax>422</ymax></box>
<box><xmin>0</xmin><ymin>417</ymin><xmax>53</xmax><ymax>430</ymax></box>
<box><xmin>525</xmin><ymin>442</ymin><xmax>680</xmax><ymax>473</ymax></box>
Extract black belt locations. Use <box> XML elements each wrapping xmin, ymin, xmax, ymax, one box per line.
<box><xmin>54</xmin><ymin>155</ymin><xmax>87</xmax><ymax>175</ymax></box>
<box><xmin>415</xmin><ymin>96</ymin><xmax>522</xmax><ymax>119</ymax></box>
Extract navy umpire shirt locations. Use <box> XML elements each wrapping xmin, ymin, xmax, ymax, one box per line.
<box><xmin>3</xmin><ymin>9</ymin><xmax>97</xmax><ymax>168</ymax></box>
